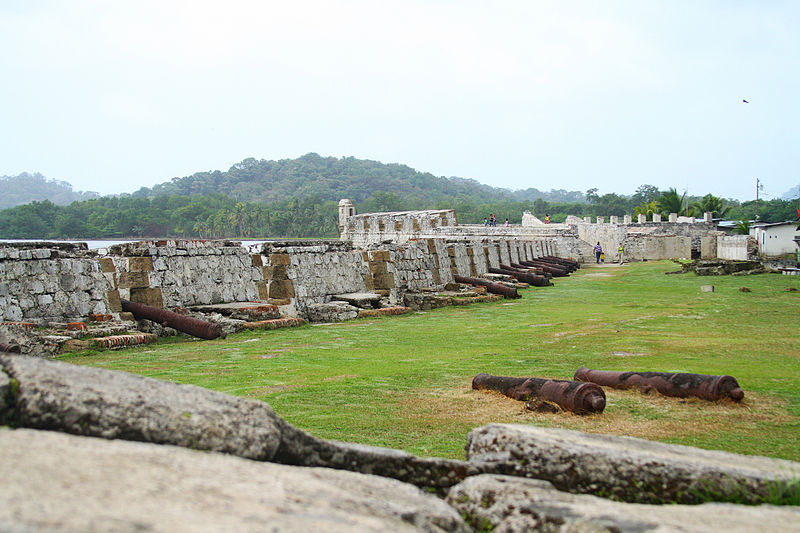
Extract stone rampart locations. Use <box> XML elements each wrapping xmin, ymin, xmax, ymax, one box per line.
<box><xmin>0</xmin><ymin>242</ymin><xmax>112</xmax><ymax>322</ymax></box>
<box><xmin>106</xmin><ymin>240</ymin><xmax>261</xmax><ymax>309</ymax></box>
<box><xmin>1</xmin><ymin>237</ymin><xmax>562</xmax><ymax>325</ymax></box>
<box><xmin>340</xmin><ymin>204</ymin><xmax>723</xmax><ymax>263</ymax></box>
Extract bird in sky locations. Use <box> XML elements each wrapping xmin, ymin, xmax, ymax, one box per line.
<box><xmin>742</xmin><ymin>99</ymin><xmax>749</xmax><ymax>103</ymax></box>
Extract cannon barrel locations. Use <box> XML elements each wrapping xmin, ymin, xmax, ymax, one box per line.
<box><xmin>472</xmin><ymin>373</ymin><xmax>606</xmax><ymax>414</ymax></box>
<box><xmin>508</xmin><ymin>262</ymin><xmax>546</xmax><ymax>276</ymax></box>
<box><xmin>454</xmin><ymin>275</ymin><xmax>519</xmax><ymax>299</ymax></box>
<box><xmin>0</xmin><ymin>342</ymin><xmax>21</xmax><ymax>354</ymax></box>
<box><xmin>573</xmin><ymin>366</ymin><xmax>744</xmax><ymax>402</ymax></box>
<box><xmin>517</xmin><ymin>260</ymin><xmax>569</xmax><ymax>277</ymax></box>
<box><xmin>121</xmin><ymin>299</ymin><xmax>224</xmax><ymax>340</ymax></box>
<box><xmin>542</xmin><ymin>256</ymin><xmax>580</xmax><ymax>271</ymax></box>
<box><xmin>494</xmin><ymin>265</ymin><xmax>551</xmax><ymax>287</ymax></box>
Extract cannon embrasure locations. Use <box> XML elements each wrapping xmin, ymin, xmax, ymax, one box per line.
<box><xmin>472</xmin><ymin>373</ymin><xmax>606</xmax><ymax>414</ymax></box>
<box><xmin>453</xmin><ymin>275</ymin><xmax>520</xmax><ymax>299</ymax></box>
<box><xmin>121</xmin><ymin>299</ymin><xmax>224</xmax><ymax>340</ymax></box>
<box><xmin>573</xmin><ymin>366</ymin><xmax>744</xmax><ymax>402</ymax></box>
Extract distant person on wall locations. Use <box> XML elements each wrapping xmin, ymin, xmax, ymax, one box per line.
<box><xmin>489</xmin><ymin>214</ymin><xmax>496</xmax><ymax>227</ymax></box>
<box><xmin>594</xmin><ymin>242</ymin><xmax>602</xmax><ymax>263</ymax></box>
<box><xmin>504</xmin><ymin>218</ymin><xmax>509</xmax><ymax>227</ymax></box>
<box><xmin>484</xmin><ymin>217</ymin><xmax>488</xmax><ymax>226</ymax></box>
<box><xmin>544</xmin><ymin>214</ymin><xmax>550</xmax><ymax>224</ymax></box>
<box><xmin>618</xmin><ymin>244</ymin><xmax>624</xmax><ymax>264</ymax></box>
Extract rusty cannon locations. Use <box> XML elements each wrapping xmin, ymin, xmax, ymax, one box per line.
<box><xmin>121</xmin><ymin>299</ymin><xmax>224</xmax><ymax>340</ymax></box>
<box><xmin>573</xmin><ymin>366</ymin><xmax>744</xmax><ymax>402</ymax></box>
<box><xmin>493</xmin><ymin>265</ymin><xmax>552</xmax><ymax>287</ymax></box>
<box><xmin>542</xmin><ymin>256</ymin><xmax>580</xmax><ymax>271</ymax></box>
<box><xmin>472</xmin><ymin>373</ymin><xmax>606</xmax><ymax>415</ymax></box>
<box><xmin>0</xmin><ymin>342</ymin><xmax>21</xmax><ymax>354</ymax></box>
<box><xmin>516</xmin><ymin>260</ymin><xmax>569</xmax><ymax>277</ymax></box>
<box><xmin>454</xmin><ymin>275</ymin><xmax>519</xmax><ymax>299</ymax></box>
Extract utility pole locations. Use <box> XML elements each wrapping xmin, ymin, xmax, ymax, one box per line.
<box><xmin>755</xmin><ymin>178</ymin><xmax>763</xmax><ymax>220</ymax></box>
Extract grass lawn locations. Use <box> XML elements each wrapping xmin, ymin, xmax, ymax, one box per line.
<box><xmin>58</xmin><ymin>261</ymin><xmax>800</xmax><ymax>461</ymax></box>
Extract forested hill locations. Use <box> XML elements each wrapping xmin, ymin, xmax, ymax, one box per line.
<box><xmin>132</xmin><ymin>153</ymin><xmax>584</xmax><ymax>205</ymax></box>
<box><xmin>0</xmin><ymin>173</ymin><xmax>100</xmax><ymax>210</ymax></box>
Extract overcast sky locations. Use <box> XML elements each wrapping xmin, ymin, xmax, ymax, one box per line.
<box><xmin>1</xmin><ymin>0</ymin><xmax>798</xmax><ymax>201</ymax></box>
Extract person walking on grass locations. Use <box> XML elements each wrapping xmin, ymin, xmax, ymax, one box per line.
<box><xmin>618</xmin><ymin>243</ymin><xmax>624</xmax><ymax>264</ymax></box>
<box><xmin>594</xmin><ymin>242</ymin><xmax>602</xmax><ymax>264</ymax></box>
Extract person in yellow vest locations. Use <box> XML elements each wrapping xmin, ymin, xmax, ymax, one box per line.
<box><xmin>618</xmin><ymin>243</ymin><xmax>624</xmax><ymax>264</ymax></box>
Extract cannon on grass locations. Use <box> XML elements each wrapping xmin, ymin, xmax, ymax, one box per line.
<box><xmin>473</xmin><ymin>373</ymin><xmax>606</xmax><ymax>415</ymax></box>
<box><xmin>493</xmin><ymin>265</ymin><xmax>551</xmax><ymax>287</ymax></box>
<box><xmin>454</xmin><ymin>275</ymin><xmax>519</xmax><ymax>299</ymax></box>
<box><xmin>574</xmin><ymin>366</ymin><xmax>744</xmax><ymax>402</ymax></box>
<box><xmin>121</xmin><ymin>299</ymin><xmax>224</xmax><ymax>340</ymax></box>
<box><xmin>517</xmin><ymin>260</ymin><xmax>569</xmax><ymax>277</ymax></box>
<box><xmin>541</xmin><ymin>256</ymin><xmax>580</xmax><ymax>271</ymax></box>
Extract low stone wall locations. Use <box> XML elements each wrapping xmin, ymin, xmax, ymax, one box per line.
<box><xmin>718</xmin><ymin>235</ymin><xmax>757</xmax><ymax>261</ymax></box>
<box><xmin>0</xmin><ymin>236</ymin><xmax>559</xmax><ymax>325</ymax></box>
<box><xmin>106</xmin><ymin>240</ymin><xmax>261</xmax><ymax>309</ymax></box>
<box><xmin>0</xmin><ymin>242</ymin><xmax>112</xmax><ymax>322</ymax></box>
<box><xmin>343</xmin><ymin>209</ymin><xmax>458</xmax><ymax>247</ymax></box>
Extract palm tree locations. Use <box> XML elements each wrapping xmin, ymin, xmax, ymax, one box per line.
<box><xmin>690</xmin><ymin>194</ymin><xmax>729</xmax><ymax>218</ymax></box>
<box><xmin>733</xmin><ymin>220</ymin><xmax>750</xmax><ymax>235</ymax></box>
<box><xmin>634</xmin><ymin>201</ymin><xmax>657</xmax><ymax>221</ymax></box>
<box><xmin>656</xmin><ymin>188</ymin><xmax>687</xmax><ymax>216</ymax></box>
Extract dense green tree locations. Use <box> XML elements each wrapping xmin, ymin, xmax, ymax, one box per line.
<box><xmin>632</xmin><ymin>184</ymin><xmax>660</xmax><ymax>205</ymax></box>
<box><xmin>634</xmin><ymin>201</ymin><xmax>657</xmax><ymax>221</ymax></box>
<box><xmin>690</xmin><ymin>194</ymin><xmax>729</xmax><ymax>218</ymax></box>
<box><xmin>656</xmin><ymin>188</ymin><xmax>688</xmax><ymax>216</ymax></box>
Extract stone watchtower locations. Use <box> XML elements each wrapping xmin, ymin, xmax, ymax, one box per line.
<box><xmin>338</xmin><ymin>199</ymin><xmax>356</xmax><ymax>235</ymax></box>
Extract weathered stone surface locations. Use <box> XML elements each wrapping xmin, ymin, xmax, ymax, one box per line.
<box><xmin>403</xmin><ymin>292</ymin><xmax>453</xmax><ymax>310</ymax></box>
<box><xmin>333</xmin><ymin>292</ymin><xmax>382</xmax><ymax>308</ymax></box>
<box><xmin>0</xmin><ymin>428</ymin><xmax>469</xmax><ymax>533</ymax></box>
<box><xmin>274</xmin><ymin>421</ymin><xmax>483</xmax><ymax>490</ymax></box>
<box><xmin>269</xmin><ymin>252</ymin><xmax>291</xmax><ymax>265</ymax></box>
<box><xmin>268</xmin><ymin>279</ymin><xmax>296</xmax><ymax>299</ymax></box>
<box><xmin>0</xmin><ymin>356</ymin><xmax>478</xmax><ymax>490</ymax></box>
<box><xmin>305</xmin><ymin>301</ymin><xmax>360</xmax><ymax>322</ymax></box>
<box><xmin>129</xmin><ymin>287</ymin><xmax>164</xmax><ymax>308</ymax></box>
<box><xmin>446</xmin><ymin>474</ymin><xmax>800</xmax><ymax>533</ymax></box>
<box><xmin>466</xmin><ymin>424</ymin><xmax>800</xmax><ymax>504</ymax></box>
<box><xmin>127</xmin><ymin>256</ymin><xmax>154</xmax><ymax>271</ymax></box>
<box><xmin>117</xmin><ymin>271</ymin><xmax>150</xmax><ymax>288</ymax></box>
<box><xmin>0</xmin><ymin>355</ymin><xmax>283</xmax><ymax>460</ymax></box>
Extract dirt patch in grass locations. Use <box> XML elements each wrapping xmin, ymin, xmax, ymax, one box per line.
<box><xmin>250</xmin><ymin>385</ymin><xmax>293</xmax><ymax>395</ymax></box>
<box><xmin>395</xmin><ymin>386</ymin><xmax>793</xmax><ymax>453</ymax></box>
<box><xmin>583</xmin><ymin>273</ymin><xmax>613</xmax><ymax>278</ymax></box>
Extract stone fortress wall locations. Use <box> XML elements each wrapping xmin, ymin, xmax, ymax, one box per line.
<box><xmin>338</xmin><ymin>199</ymin><xmax>751</xmax><ymax>263</ymax></box>
<box><xmin>0</xmin><ymin>236</ymin><xmax>556</xmax><ymax>324</ymax></box>
<box><xmin>0</xmin><ymin>202</ymin><xmax>752</xmax><ymax>324</ymax></box>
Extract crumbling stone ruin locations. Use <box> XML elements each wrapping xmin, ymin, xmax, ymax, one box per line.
<box><xmin>339</xmin><ymin>201</ymin><xmax>737</xmax><ymax>263</ymax></box>
<box><xmin>1</xmin><ymin>355</ymin><xmax>798</xmax><ymax>531</ymax></box>
<box><xmin>0</xmin><ymin>237</ymin><xmax>561</xmax><ymax>355</ymax></box>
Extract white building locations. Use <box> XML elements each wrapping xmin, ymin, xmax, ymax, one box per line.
<box><xmin>750</xmin><ymin>221</ymin><xmax>800</xmax><ymax>257</ymax></box>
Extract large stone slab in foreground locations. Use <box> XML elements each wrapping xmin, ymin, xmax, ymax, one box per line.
<box><xmin>0</xmin><ymin>428</ymin><xmax>468</xmax><ymax>533</ymax></box>
<box><xmin>0</xmin><ymin>355</ymin><xmax>476</xmax><ymax>489</ymax></box>
<box><xmin>466</xmin><ymin>424</ymin><xmax>800</xmax><ymax>504</ymax></box>
<box><xmin>446</xmin><ymin>474</ymin><xmax>800</xmax><ymax>533</ymax></box>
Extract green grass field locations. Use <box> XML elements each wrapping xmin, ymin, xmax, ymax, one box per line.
<box><xmin>58</xmin><ymin>261</ymin><xmax>800</xmax><ymax>461</ymax></box>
